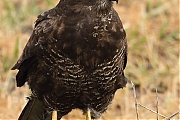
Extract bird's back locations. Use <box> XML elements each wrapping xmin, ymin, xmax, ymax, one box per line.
<box><xmin>12</xmin><ymin>0</ymin><xmax>127</xmax><ymax>119</ymax></box>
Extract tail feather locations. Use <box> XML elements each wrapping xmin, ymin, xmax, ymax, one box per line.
<box><xmin>19</xmin><ymin>97</ymin><xmax>52</xmax><ymax>120</ymax></box>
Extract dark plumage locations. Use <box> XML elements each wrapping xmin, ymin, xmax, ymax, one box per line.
<box><xmin>12</xmin><ymin>0</ymin><xmax>127</xmax><ymax>119</ymax></box>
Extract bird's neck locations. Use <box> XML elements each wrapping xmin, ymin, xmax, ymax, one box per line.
<box><xmin>57</xmin><ymin>0</ymin><xmax>113</xmax><ymax>14</ymax></box>
<box><xmin>95</xmin><ymin>0</ymin><xmax>113</xmax><ymax>11</ymax></box>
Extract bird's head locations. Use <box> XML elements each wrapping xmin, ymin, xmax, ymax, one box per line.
<box><xmin>94</xmin><ymin>0</ymin><xmax>118</xmax><ymax>13</ymax></box>
<box><xmin>57</xmin><ymin>0</ymin><xmax>118</xmax><ymax>12</ymax></box>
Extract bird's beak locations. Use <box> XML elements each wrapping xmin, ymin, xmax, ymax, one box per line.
<box><xmin>110</xmin><ymin>0</ymin><xmax>118</xmax><ymax>3</ymax></box>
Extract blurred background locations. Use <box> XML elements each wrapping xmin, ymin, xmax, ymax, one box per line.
<box><xmin>0</xmin><ymin>0</ymin><xmax>179</xmax><ymax>119</ymax></box>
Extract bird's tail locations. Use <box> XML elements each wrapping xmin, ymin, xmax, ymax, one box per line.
<box><xmin>18</xmin><ymin>97</ymin><xmax>52</xmax><ymax>120</ymax></box>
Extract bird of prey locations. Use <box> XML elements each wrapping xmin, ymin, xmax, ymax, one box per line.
<box><xmin>12</xmin><ymin>0</ymin><xmax>127</xmax><ymax>119</ymax></box>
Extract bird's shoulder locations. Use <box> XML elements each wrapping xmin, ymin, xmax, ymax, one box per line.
<box><xmin>11</xmin><ymin>7</ymin><xmax>61</xmax><ymax>69</ymax></box>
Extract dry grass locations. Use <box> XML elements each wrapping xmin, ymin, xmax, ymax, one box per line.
<box><xmin>0</xmin><ymin>0</ymin><xmax>179</xmax><ymax>119</ymax></box>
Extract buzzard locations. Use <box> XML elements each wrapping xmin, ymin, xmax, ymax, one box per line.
<box><xmin>12</xmin><ymin>0</ymin><xmax>127</xmax><ymax>119</ymax></box>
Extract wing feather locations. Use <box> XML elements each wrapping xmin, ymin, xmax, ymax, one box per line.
<box><xmin>11</xmin><ymin>8</ymin><xmax>61</xmax><ymax>87</ymax></box>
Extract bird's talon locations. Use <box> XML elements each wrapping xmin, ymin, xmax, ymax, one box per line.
<box><xmin>52</xmin><ymin>110</ymin><xmax>57</xmax><ymax>120</ymax></box>
<box><xmin>86</xmin><ymin>108</ymin><xmax>91</xmax><ymax>120</ymax></box>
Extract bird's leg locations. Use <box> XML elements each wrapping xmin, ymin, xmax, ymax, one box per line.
<box><xmin>86</xmin><ymin>108</ymin><xmax>91</xmax><ymax>120</ymax></box>
<box><xmin>52</xmin><ymin>110</ymin><xmax>57</xmax><ymax>120</ymax></box>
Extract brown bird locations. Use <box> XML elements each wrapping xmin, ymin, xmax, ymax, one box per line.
<box><xmin>12</xmin><ymin>0</ymin><xmax>128</xmax><ymax>119</ymax></box>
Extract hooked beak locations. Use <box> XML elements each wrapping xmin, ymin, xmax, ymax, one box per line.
<box><xmin>110</xmin><ymin>0</ymin><xmax>118</xmax><ymax>3</ymax></box>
